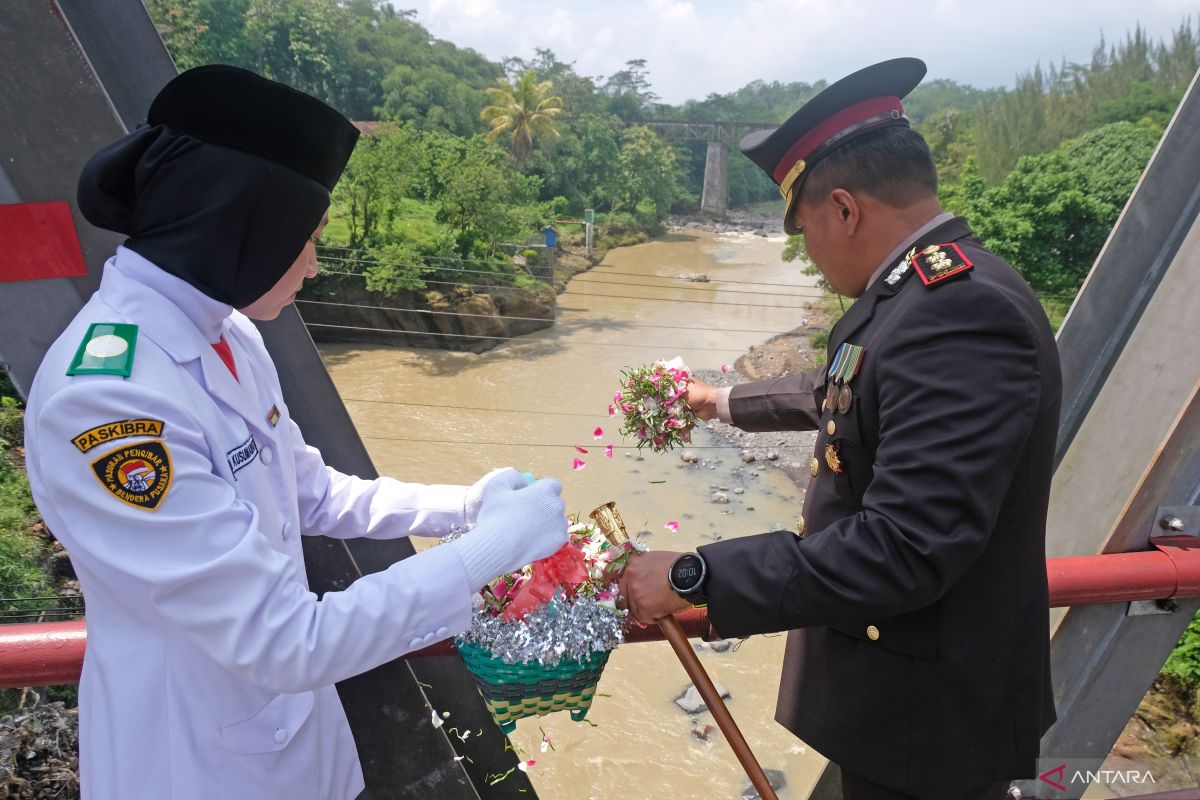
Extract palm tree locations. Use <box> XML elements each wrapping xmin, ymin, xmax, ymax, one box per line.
<box><xmin>481</xmin><ymin>70</ymin><xmax>565</xmax><ymax>164</ymax></box>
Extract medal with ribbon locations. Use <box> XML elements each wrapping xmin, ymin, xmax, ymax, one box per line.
<box><xmin>826</xmin><ymin>342</ymin><xmax>865</xmax><ymax>414</ymax></box>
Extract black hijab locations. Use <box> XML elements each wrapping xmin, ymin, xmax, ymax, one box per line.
<box><xmin>77</xmin><ymin>66</ymin><xmax>359</xmax><ymax>308</ymax></box>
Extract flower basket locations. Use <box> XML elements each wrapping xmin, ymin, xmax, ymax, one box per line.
<box><xmin>451</xmin><ymin>519</ymin><xmax>635</xmax><ymax>733</ymax></box>
<box><xmin>457</xmin><ymin>640</ymin><xmax>611</xmax><ymax>733</ymax></box>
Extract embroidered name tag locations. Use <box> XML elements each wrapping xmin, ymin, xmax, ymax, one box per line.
<box><xmin>226</xmin><ymin>434</ymin><xmax>260</xmax><ymax>479</ymax></box>
<box><xmin>72</xmin><ymin>419</ymin><xmax>164</xmax><ymax>453</ymax></box>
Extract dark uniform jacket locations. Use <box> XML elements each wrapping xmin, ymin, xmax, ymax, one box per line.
<box><xmin>698</xmin><ymin>217</ymin><xmax>1059</xmax><ymax>798</ymax></box>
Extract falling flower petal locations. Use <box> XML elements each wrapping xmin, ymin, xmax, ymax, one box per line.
<box><xmin>540</xmin><ymin>741</ymin><xmax>550</xmax><ymax>753</ymax></box>
<box><xmin>604</xmin><ymin>445</ymin><xmax>614</xmax><ymax>459</ymax></box>
<box><xmin>721</xmin><ymin>363</ymin><xmax>730</xmax><ymax>373</ymax></box>
<box><xmin>664</xmin><ymin>521</ymin><xmax>679</xmax><ymax>532</ymax></box>
<box><xmin>431</xmin><ymin>709</ymin><xmax>444</xmax><ymax>729</ymax></box>
<box><xmin>517</xmin><ymin>760</ymin><xmax>537</xmax><ymax>772</ymax></box>
<box><xmin>572</xmin><ymin>458</ymin><xmax>586</xmax><ymax>471</ymax></box>
<box><xmin>608</xmin><ymin>404</ymin><xmax>615</xmax><ymax>417</ymax></box>
<box><xmin>593</xmin><ymin>426</ymin><xmax>604</xmax><ymax>439</ymax></box>
<box><xmin>574</xmin><ymin>445</ymin><xmax>588</xmax><ymax>454</ymax></box>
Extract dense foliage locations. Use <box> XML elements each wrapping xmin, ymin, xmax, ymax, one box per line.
<box><xmin>0</xmin><ymin>380</ymin><xmax>49</xmax><ymax>612</ymax></box>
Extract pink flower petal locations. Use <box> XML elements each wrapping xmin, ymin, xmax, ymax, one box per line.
<box><xmin>517</xmin><ymin>760</ymin><xmax>536</xmax><ymax>772</ymax></box>
<box><xmin>664</xmin><ymin>521</ymin><xmax>679</xmax><ymax>532</ymax></box>
<box><xmin>572</xmin><ymin>458</ymin><xmax>586</xmax><ymax>471</ymax></box>
<box><xmin>608</xmin><ymin>404</ymin><xmax>615</xmax><ymax>417</ymax></box>
<box><xmin>721</xmin><ymin>363</ymin><xmax>730</xmax><ymax>373</ymax></box>
<box><xmin>593</xmin><ymin>426</ymin><xmax>604</xmax><ymax>439</ymax></box>
<box><xmin>574</xmin><ymin>445</ymin><xmax>588</xmax><ymax>454</ymax></box>
<box><xmin>604</xmin><ymin>445</ymin><xmax>614</xmax><ymax>459</ymax></box>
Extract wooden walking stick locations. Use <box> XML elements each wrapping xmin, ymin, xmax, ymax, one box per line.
<box><xmin>590</xmin><ymin>501</ymin><xmax>778</xmax><ymax>800</ymax></box>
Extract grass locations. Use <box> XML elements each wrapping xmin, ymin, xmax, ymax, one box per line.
<box><xmin>323</xmin><ymin>197</ymin><xmax>444</xmax><ymax>251</ymax></box>
<box><xmin>0</xmin><ymin>391</ymin><xmax>49</xmax><ymax>608</ymax></box>
<box><xmin>1041</xmin><ymin>297</ymin><xmax>1072</xmax><ymax>333</ymax></box>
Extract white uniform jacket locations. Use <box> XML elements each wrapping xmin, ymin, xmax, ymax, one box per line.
<box><xmin>25</xmin><ymin>248</ymin><xmax>475</xmax><ymax>799</ymax></box>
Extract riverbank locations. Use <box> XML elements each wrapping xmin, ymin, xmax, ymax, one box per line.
<box><xmin>300</xmin><ymin>207</ymin><xmax>792</xmax><ymax>353</ymax></box>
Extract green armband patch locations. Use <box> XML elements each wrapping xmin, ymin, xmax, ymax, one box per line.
<box><xmin>67</xmin><ymin>323</ymin><xmax>139</xmax><ymax>378</ymax></box>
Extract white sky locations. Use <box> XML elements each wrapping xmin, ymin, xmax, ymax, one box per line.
<box><xmin>400</xmin><ymin>0</ymin><xmax>1198</xmax><ymax>103</ymax></box>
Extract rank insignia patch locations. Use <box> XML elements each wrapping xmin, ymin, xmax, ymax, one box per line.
<box><xmin>72</xmin><ymin>419</ymin><xmax>164</xmax><ymax>453</ymax></box>
<box><xmin>910</xmin><ymin>243</ymin><xmax>973</xmax><ymax>286</ymax></box>
<box><xmin>91</xmin><ymin>440</ymin><xmax>173</xmax><ymax>511</ymax></box>
<box><xmin>67</xmin><ymin>323</ymin><xmax>138</xmax><ymax>378</ymax></box>
<box><xmin>267</xmin><ymin>405</ymin><xmax>281</xmax><ymax>428</ymax></box>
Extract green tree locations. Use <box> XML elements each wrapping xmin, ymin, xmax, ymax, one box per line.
<box><xmin>610</xmin><ymin>126</ymin><xmax>681</xmax><ymax>220</ymax></box>
<box><xmin>481</xmin><ymin>70</ymin><xmax>565</xmax><ymax>164</ymax></box>
<box><xmin>433</xmin><ymin>137</ymin><xmax>542</xmax><ymax>259</ymax></box>
<box><xmin>948</xmin><ymin>122</ymin><xmax>1160</xmax><ymax>292</ymax></box>
<box><xmin>332</xmin><ymin>123</ymin><xmax>424</xmax><ymax>246</ymax></box>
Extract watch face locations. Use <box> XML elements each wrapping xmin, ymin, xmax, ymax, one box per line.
<box><xmin>672</xmin><ymin>554</ymin><xmax>704</xmax><ymax>592</ymax></box>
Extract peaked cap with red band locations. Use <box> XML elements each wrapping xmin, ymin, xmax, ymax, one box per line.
<box><xmin>740</xmin><ymin>58</ymin><xmax>927</xmax><ymax>235</ymax></box>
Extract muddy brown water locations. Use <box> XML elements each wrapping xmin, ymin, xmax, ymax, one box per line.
<box><xmin>317</xmin><ymin>230</ymin><xmax>831</xmax><ymax>799</ymax></box>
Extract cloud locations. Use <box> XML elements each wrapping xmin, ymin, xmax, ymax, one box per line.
<box><xmin>398</xmin><ymin>0</ymin><xmax>1199</xmax><ymax>104</ymax></box>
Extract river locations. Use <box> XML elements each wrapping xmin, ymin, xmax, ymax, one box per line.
<box><xmin>318</xmin><ymin>229</ymin><xmax>830</xmax><ymax>799</ymax></box>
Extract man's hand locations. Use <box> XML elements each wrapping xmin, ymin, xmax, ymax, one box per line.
<box><xmin>683</xmin><ymin>378</ymin><xmax>720</xmax><ymax>420</ymax></box>
<box><xmin>617</xmin><ymin>550</ymin><xmax>691</xmax><ymax>625</ymax></box>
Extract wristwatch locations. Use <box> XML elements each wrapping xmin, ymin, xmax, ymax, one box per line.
<box><xmin>668</xmin><ymin>552</ymin><xmax>708</xmax><ymax>606</ymax></box>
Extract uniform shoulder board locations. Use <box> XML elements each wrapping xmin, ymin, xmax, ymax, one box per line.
<box><xmin>910</xmin><ymin>243</ymin><xmax>973</xmax><ymax>287</ymax></box>
<box><xmin>67</xmin><ymin>323</ymin><xmax>139</xmax><ymax>378</ymax></box>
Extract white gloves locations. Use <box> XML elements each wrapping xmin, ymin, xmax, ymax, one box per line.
<box><xmin>450</xmin><ymin>468</ymin><xmax>568</xmax><ymax>591</ymax></box>
<box><xmin>464</xmin><ymin>467</ymin><xmax>511</xmax><ymax>527</ymax></box>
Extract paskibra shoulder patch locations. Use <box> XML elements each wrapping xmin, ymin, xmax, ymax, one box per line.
<box><xmin>910</xmin><ymin>243</ymin><xmax>973</xmax><ymax>286</ymax></box>
<box><xmin>72</xmin><ymin>419</ymin><xmax>164</xmax><ymax>453</ymax></box>
<box><xmin>91</xmin><ymin>439</ymin><xmax>173</xmax><ymax>511</ymax></box>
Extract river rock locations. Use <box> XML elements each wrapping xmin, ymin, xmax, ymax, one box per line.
<box><xmin>732</xmin><ymin>487</ymin><xmax>745</xmax><ymax>495</ymax></box>
<box><xmin>766</xmin><ymin>450</ymin><xmax>779</xmax><ymax>461</ymax></box>
<box><xmin>741</xmin><ymin>451</ymin><xmax>756</xmax><ymax>463</ymax></box>
<box><xmin>692</xmin><ymin>723</ymin><xmax>716</xmax><ymax>742</ymax></box>
<box><xmin>674</xmin><ymin>681</ymin><xmax>732</xmax><ymax>714</ymax></box>
<box><xmin>711</xmin><ymin>492</ymin><xmax>729</xmax><ymax>504</ymax></box>
<box><xmin>679</xmin><ymin>272</ymin><xmax>710</xmax><ymax>282</ymax></box>
<box><xmin>741</xmin><ymin>769</ymin><xmax>788</xmax><ymax>800</ymax></box>
<box><xmin>709</xmin><ymin>639</ymin><xmax>733</xmax><ymax>653</ymax></box>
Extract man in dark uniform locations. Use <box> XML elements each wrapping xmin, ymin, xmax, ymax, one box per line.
<box><xmin>618</xmin><ymin>58</ymin><xmax>1059</xmax><ymax>800</ymax></box>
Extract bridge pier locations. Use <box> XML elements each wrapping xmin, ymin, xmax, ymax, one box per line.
<box><xmin>700</xmin><ymin>141</ymin><xmax>728</xmax><ymax>217</ymax></box>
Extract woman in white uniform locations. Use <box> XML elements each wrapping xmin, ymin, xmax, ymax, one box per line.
<box><xmin>23</xmin><ymin>65</ymin><xmax>568</xmax><ymax>800</ymax></box>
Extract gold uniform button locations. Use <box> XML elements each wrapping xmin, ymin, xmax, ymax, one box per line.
<box><xmin>826</xmin><ymin>420</ymin><xmax>836</xmax><ymax>436</ymax></box>
<box><xmin>809</xmin><ymin>457</ymin><xmax>819</xmax><ymax>477</ymax></box>
<box><xmin>866</xmin><ymin>625</ymin><xmax>880</xmax><ymax>641</ymax></box>
<box><xmin>795</xmin><ymin>515</ymin><xmax>806</xmax><ymax>536</ymax></box>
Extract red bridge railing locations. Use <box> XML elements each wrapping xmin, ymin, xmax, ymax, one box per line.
<box><xmin>2</xmin><ymin>534</ymin><xmax>1197</xmax><ymax>689</ymax></box>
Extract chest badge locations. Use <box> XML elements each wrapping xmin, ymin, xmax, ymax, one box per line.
<box><xmin>824</xmin><ymin>442</ymin><xmax>844</xmax><ymax>474</ymax></box>
<box><xmin>91</xmin><ymin>440</ymin><xmax>173</xmax><ymax>511</ymax></box>
<box><xmin>267</xmin><ymin>405</ymin><xmax>281</xmax><ymax>428</ymax></box>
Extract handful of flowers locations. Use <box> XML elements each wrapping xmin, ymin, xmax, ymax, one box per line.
<box><xmin>456</xmin><ymin>520</ymin><xmax>638</xmax><ymax>732</ymax></box>
<box><xmin>613</xmin><ymin>356</ymin><xmax>697</xmax><ymax>452</ymax></box>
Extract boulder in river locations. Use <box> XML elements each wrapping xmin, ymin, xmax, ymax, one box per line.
<box><xmin>674</xmin><ymin>681</ymin><xmax>732</xmax><ymax>714</ymax></box>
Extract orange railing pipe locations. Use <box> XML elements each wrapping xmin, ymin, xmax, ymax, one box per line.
<box><xmin>3</xmin><ymin>536</ymin><xmax>1197</xmax><ymax>690</ymax></box>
